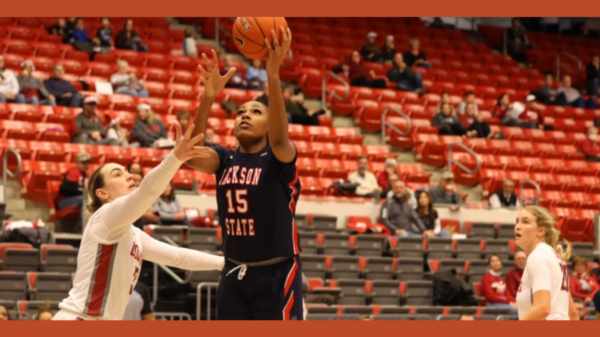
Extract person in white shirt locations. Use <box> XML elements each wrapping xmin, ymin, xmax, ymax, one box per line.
<box><xmin>514</xmin><ymin>205</ymin><xmax>579</xmax><ymax>320</ymax></box>
<box><xmin>110</xmin><ymin>60</ymin><xmax>148</xmax><ymax>97</ymax></box>
<box><xmin>0</xmin><ymin>53</ymin><xmax>20</xmax><ymax>103</ymax></box>
<box><xmin>347</xmin><ymin>156</ymin><xmax>380</xmax><ymax>197</ymax></box>
<box><xmin>53</xmin><ymin>123</ymin><xmax>224</xmax><ymax>321</ymax></box>
<box><xmin>489</xmin><ymin>178</ymin><xmax>521</xmax><ymax>209</ymax></box>
<box><xmin>183</xmin><ymin>27</ymin><xmax>198</xmax><ymax>57</ymax></box>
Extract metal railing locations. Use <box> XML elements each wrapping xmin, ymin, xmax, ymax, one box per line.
<box><xmin>555</xmin><ymin>51</ymin><xmax>583</xmax><ymax>80</ymax></box>
<box><xmin>381</xmin><ymin>105</ymin><xmax>411</xmax><ymax>145</ymax></box>
<box><xmin>447</xmin><ymin>143</ymin><xmax>480</xmax><ymax>174</ymax></box>
<box><xmin>2</xmin><ymin>148</ymin><xmax>22</xmax><ymax>205</ymax></box>
<box><xmin>196</xmin><ymin>282</ymin><xmax>219</xmax><ymax>320</ymax></box>
<box><xmin>151</xmin><ymin>237</ymin><xmax>195</xmax><ymax>306</ymax></box>
<box><xmin>519</xmin><ymin>179</ymin><xmax>541</xmax><ymax>206</ymax></box>
<box><xmin>321</xmin><ymin>72</ymin><xmax>350</xmax><ymax>113</ymax></box>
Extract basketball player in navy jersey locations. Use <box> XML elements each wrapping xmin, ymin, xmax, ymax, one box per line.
<box><xmin>187</xmin><ymin>27</ymin><xmax>303</xmax><ymax>320</ymax></box>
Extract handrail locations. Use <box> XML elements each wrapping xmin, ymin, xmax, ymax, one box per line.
<box><xmin>519</xmin><ymin>179</ymin><xmax>541</xmax><ymax>206</ymax></box>
<box><xmin>2</xmin><ymin>148</ymin><xmax>22</xmax><ymax>204</ymax></box>
<box><xmin>151</xmin><ymin>236</ymin><xmax>194</xmax><ymax>305</ymax></box>
<box><xmin>447</xmin><ymin>143</ymin><xmax>480</xmax><ymax>174</ymax></box>
<box><xmin>381</xmin><ymin>105</ymin><xmax>411</xmax><ymax>145</ymax></box>
<box><xmin>196</xmin><ymin>282</ymin><xmax>219</xmax><ymax>320</ymax></box>
<box><xmin>555</xmin><ymin>51</ymin><xmax>583</xmax><ymax>80</ymax></box>
<box><xmin>321</xmin><ymin>71</ymin><xmax>350</xmax><ymax>113</ymax></box>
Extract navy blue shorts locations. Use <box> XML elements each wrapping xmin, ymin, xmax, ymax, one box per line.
<box><xmin>216</xmin><ymin>256</ymin><xmax>304</xmax><ymax>320</ymax></box>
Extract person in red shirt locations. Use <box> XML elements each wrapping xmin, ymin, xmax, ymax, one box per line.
<box><xmin>519</xmin><ymin>95</ymin><xmax>545</xmax><ymax>129</ymax></box>
<box><xmin>376</xmin><ymin>158</ymin><xmax>400</xmax><ymax>191</ymax></box>
<box><xmin>582</xmin><ymin>127</ymin><xmax>600</xmax><ymax>162</ymax></box>
<box><xmin>348</xmin><ymin>50</ymin><xmax>386</xmax><ymax>89</ymax></box>
<box><xmin>57</xmin><ymin>151</ymin><xmax>91</xmax><ymax>233</ymax></box>
<box><xmin>506</xmin><ymin>250</ymin><xmax>526</xmax><ymax>299</ymax></box>
<box><xmin>481</xmin><ymin>254</ymin><xmax>517</xmax><ymax>315</ymax></box>
<box><xmin>570</xmin><ymin>256</ymin><xmax>600</xmax><ymax>307</ymax></box>
<box><xmin>493</xmin><ymin>93</ymin><xmax>514</xmax><ymax>125</ymax></box>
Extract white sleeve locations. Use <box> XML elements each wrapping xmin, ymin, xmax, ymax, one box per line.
<box><xmin>88</xmin><ymin>152</ymin><xmax>182</xmax><ymax>242</ymax></box>
<box><xmin>515</xmin><ymin>198</ymin><xmax>522</xmax><ymax>208</ymax></box>
<box><xmin>140</xmin><ymin>230</ymin><xmax>224</xmax><ymax>271</ymax></box>
<box><xmin>433</xmin><ymin>218</ymin><xmax>441</xmax><ymax>234</ymax></box>
<box><xmin>527</xmin><ymin>252</ymin><xmax>553</xmax><ymax>293</ymax></box>
<box><xmin>8</xmin><ymin>72</ymin><xmax>19</xmax><ymax>94</ymax></box>
<box><xmin>489</xmin><ymin>194</ymin><xmax>501</xmax><ymax>209</ymax></box>
<box><xmin>106</xmin><ymin>128</ymin><xmax>118</xmax><ymax>140</ymax></box>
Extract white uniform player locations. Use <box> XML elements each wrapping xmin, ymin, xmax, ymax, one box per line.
<box><xmin>516</xmin><ymin>242</ymin><xmax>570</xmax><ymax>320</ymax></box>
<box><xmin>53</xmin><ymin>147</ymin><xmax>223</xmax><ymax>320</ymax></box>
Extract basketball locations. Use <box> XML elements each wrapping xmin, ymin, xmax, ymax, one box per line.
<box><xmin>232</xmin><ymin>17</ymin><xmax>288</xmax><ymax>60</ymax></box>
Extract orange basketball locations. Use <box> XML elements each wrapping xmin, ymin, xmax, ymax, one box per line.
<box><xmin>232</xmin><ymin>17</ymin><xmax>288</xmax><ymax>60</ymax></box>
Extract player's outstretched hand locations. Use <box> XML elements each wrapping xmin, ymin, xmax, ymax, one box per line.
<box><xmin>173</xmin><ymin>123</ymin><xmax>211</xmax><ymax>162</ymax></box>
<box><xmin>198</xmin><ymin>49</ymin><xmax>235</xmax><ymax>100</ymax></box>
<box><xmin>265</xmin><ymin>26</ymin><xmax>292</xmax><ymax>74</ymax></box>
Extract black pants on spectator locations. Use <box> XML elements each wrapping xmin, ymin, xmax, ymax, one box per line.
<box><xmin>290</xmin><ymin>112</ymin><xmax>320</xmax><ymax>126</ymax></box>
<box><xmin>351</xmin><ymin>77</ymin><xmax>386</xmax><ymax>89</ymax></box>
<box><xmin>439</xmin><ymin>122</ymin><xmax>467</xmax><ymax>136</ymax></box>
<box><xmin>468</xmin><ymin>121</ymin><xmax>491</xmax><ymax>138</ymax></box>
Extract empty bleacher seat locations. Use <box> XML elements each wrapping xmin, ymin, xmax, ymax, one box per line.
<box><xmin>483</xmin><ymin>239</ymin><xmax>512</xmax><ymax>260</ymax></box>
<box><xmin>497</xmin><ymin>223</ymin><xmax>515</xmax><ymax>239</ymax></box>
<box><xmin>353</xmin><ymin>235</ymin><xmax>384</xmax><ymax>257</ymax></box>
<box><xmin>301</xmin><ymin>255</ymin><xmax>327</xmax><ymax>279</ymax></box>
<box><xmin>0</xmin><ymin>272</ymin><xmax>27</xmax><ymax>301</ymax></box>
<box><xmin>468</xmin><ymin>222</ymin><xmax>496</xmax><ymax>238</ymax></box>
<box><xmin>334</xmin><ymin>279</ymin><xmax>367</xmax><ymax>305</ymax></box>
<box><xmin>395</xmin><ymin>258</ymin><xmax>424</xmax><ymax>281</ymax></box>
<box><xmin>27</xmin><ymin>272</ymin><xmax>72</xmax><ymax>301</ymax></box>
<box><xmin>146</xmin><ymin>225</ymin><xmax>185</xmax><ymax>245</ymax></box>
<box><xmin>299</xmin><ymin>232</ymin><xmax>319</xmax><ymax>255</ymax></box>
<box><xmin>364</xmin><ymin>257</ymin><xmax>394</xmax><ymax>280</ymax></box>
<box><xmin>426</xmin><ymin>238</ymin><xmax>454</xmax><ymax>259</ymax></box>
<box><xmin>307</xmin><ymin>313</ymin><xmax>338</xmax><ymax>320</ymax></box>
<box><xmin>0</xmin><ymin>243</ymin><xmax>39</xmax><ymax>272</ymax></box>
<box><xmin>330</xmin><ymin>256</ymin><xmax>361</xmax><ymax>279</ymax></box>
<box><xmin>370</xmin><ymin>280</ymin><xmax>401</xmax><ymax>305</ymax></box>
<box><xmin>395</xmin><ymin>237</ymin><xmax>424</xmax><ymax>258</ymax></box>
<box><xmin>455</xmin><ymin>239</ymin><xmax>483</xmax><ymax>260</ymax></box>
<box><xmin>40</xmin><ymin>244</ymin><xmax>77</xmax><ymax>273</ymax></box>
<box><xmin>467</xmin><ymin>260</ymin><xmax>489</xmax><ymax>283</ymax></box>
<box><xmin>401</xmin><ymin>281</ymin><xmax>433</xmax><ymax>306</ymax></box>
<box><xmin>322</xmin><ymin>233</ymin><xmax>351</xmax><ymax>255</ymax></box>
<box><xmin>309</xmin><ymin>215</ymin><xmax>338</xmax><ymax>233</ymax></box>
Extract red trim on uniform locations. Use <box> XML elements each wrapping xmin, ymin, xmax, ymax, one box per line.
<box><xmin>288</xmin><ymin>172</ymin><xmax>300</xmax><ymax>255</ymax></box>
<box><xmin>86</xmin><ymin>244</ymin><xmax>115</xmax><ymax>316</ymax></box>
<box><xmin>283</xmin><ymin>291</ymin><xmax>295</xmax><ymax>320</ymax></box>
<box><xmin>283</xmin><ymin>257</ymin><xmax>298</xmax><ymax>298</ymax></box>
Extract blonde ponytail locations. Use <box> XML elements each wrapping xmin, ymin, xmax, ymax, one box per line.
<box><xmin>524</xmin><ymin>205</ymin><xmax>570</xmax><ymax>260</ymax></box>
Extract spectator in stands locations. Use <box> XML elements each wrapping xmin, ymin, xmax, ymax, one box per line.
<box><xmin>183</xmin><ymin>27</ymin><xmax>198</xmax><ymax>57</ymax></box>
<box><xmin>111</xmin><ymin>60</ymin><xmax>148</xmax><ymax>97</ymax></box>
<box><xmin>360</xmin><ymin>32</ymin><xmax>381</xmax><ymax>62</ymax></box>
<box><xmin>506</xmin><ymin>18</ymin><xmax>533</xmax><ymax>63</ymax></box>
<box><xmin>377</xmin><ymin>158</ymin><xmax>400</xmax><ymax>192</ymax></box>
<box><xmin>520</xmin><ymin>95</ymin><xmax>544</xmax><ymax>129</ymax></box>
<box><xmin>493</xmin><ymin>93</ymin><xmax>513</xmax><ymax>125</ymax></box>
<box><xmin>539</xmin><ymin>73</ymin><xmax>563</xmax><ymax>105</ymax></box>
<box><xmin>16</xmin><ymin>60</ymin><xmax>55</xmax><ymax>106</ymax></box>
<box><xmin>348</xmin><ymin>51</ymin><xmax>386</xmax><ymax>89</ymax></box>
<box><xmin>123</xmin><ymin>282</ymin><xmax>154</xmax><ymax>320</ymax></box>
<box><xmin>385</xmin><ymin>176</ymin><xmax>417</xmax><ymax>207</ymax></box>
<box><xmin>44</xmin><ymin>63</ymin><xmax>82</xmax><ymax>107</ymax></box>
<box><xmin>106</xmin><ymin>117</ymin><xmax>131</xmax><ymax>147</ymax></box>
<box><xmin>255</xmin><ymin>81</ymin><xmax>270</xmax><ymax>106</ymax></box>
<box><xmin>246</xmin><ymin>59</ymin><xmax>268</xmax><ymax>91</ymax></box>
<box><xmin>152</xmin><ymin>181</ymin><xmax>191</xmax><ymax>226</ymax></box>
<box><xmin>433</xmin><ymin>102</ymin><xmax>467</xmax><ymax>136</ymax></box>
<box><xmin>0</xmin><ymin>304</ymin><xmax>10</xmax><ymax>320</ymax></box>
<box><xmin>459</xmin><ymin>103</ymin><xmax>494</xmax><ymax>138</ymax></box>
<box><xmin>457</xmin><ymin>92</ymin><xmax>479</xmax><ymax>116</ymax></box>
<box><xmin>131</xmin><ymin>173</ymin><xmax>143</xmax><ymax>188</ymax></box>
<box><xmin>127</xmin><ymin>162</ymin><xmax>143</xmax><ymax>176</ymax></box>
<box><xmin>582</xmin><ymin>127</ymin><xmax>600</xmax><ymax>162</ymax></box>
<box><xmin>489</xmin><ymin>178</ymin><xmax>520</xmax><ymax>209</ymax></box>
<box><xmin>50</xmin><ymin>18</ymin><xmax>69</xmax><ymax>42</ymax></box>
<box><xmin>403</xmin><ymin>38</ymin><xmax>430</xmax><ymax>68</ymax></box>
<box><xmin>35</xmin><ymin>301</ymin><xmax>54</xmax><ymax>320</ymax></box>
<box><xmin>570</xmin><ymin>256</ymin><xmax>600</xmax><ymax>306</ymax></box>
<box><xmin>222</xmin><ymin>55</ymin><xmax>246</xmax><ymax>89</ymax></box>
<box><xmin>557</xmin><ymin>75</ymin><xmax>584</xmax><ymax>108</ymax></box>
<box><xmin>348</xmin><ymin>156</ymin><xmax>380</xmax><ymax>197</ymax></box>
<box><xmin>506</xmin><ymin>250</ymin><xmax>526</xmax><ymax>299</ymax></box>
<box><xmin>435</xmin><ymin>92</ymin><xmax>453</xmax><ymax>113</ymax></box>
<box><xmin>587</xmin><ymin>54</ymin><xmax>600</xmax><ymax>97</ymax></box>
<box><xmin>380</xmin><ymin>35</ymin><xmax>397</xmax><ymax>63</ymax></box>
<box><xmin>176</xmin><ymin>110</ymin><xmax>191</xmax><ymax>134</ymax></box>
<box><xmin>133</xmin><ymin>103</ymin><xmax>169</xmax><ymax>148</ymax></box>
<box><xmin>65</xmin><ymin>17</ymin><xmax>77</xmax><ymax>34</ymax></box>
<box><xmin>70</xmin><ymin>18</ymin><xmax>99</xmax><ymax>54</ymax></box>
<box><xmin>204</xmin><ymin>128</ymin><xmax>216</xmax><ymax>147</ymax></box>
<box><xmin>481</xmin><ymin>254</ymin><xmax>517</xmax><ymax>315</ymax></box>
<box><xmin>73</xmin><ymin>96</ymin><xmax>119</xmax><ymax>145</ymax></box>
<box><xmin>380</xmin><ymin>179</ymin><xmax>426</xmax><ymax>237</ymax></box>
<box><xmin>0</xmin><ymin>53</ymin><xmax>20</xmax><ymax>103</ymax></box>
<box><xmin>387</xmin><ymin>53</ymin><xmax>423</xmax><ymax>92</ymax></box>
<box><xmin>573</xmin><ymin>298</ymin><xmax>586</xmax><ymax>320</ymax></box>
<box><xmin>459</xmin><ymin>314</ymin><xmax>475</xmax><ymax>320</ymax></box>
<box><xmin>57</xmin><ymin>151</ymin><xmax>90</xmax><ymax>233</ymax></box>
<box><xmin>430</xmin><ymin>171</ymin><xmax>465</xmax><ymax>206</ymax></box>
<box><xmin>95</xmin><ymin>18</ymin><xmax>114</xmax><ymax>52</ymax></box>
<box><xmin>115</xmin><ymin>19</ymin><xmax>148</xmax><ymax>52</ymax></box>
<box><xmin>415</xmin><ymin>190</ymin><xmax>451</xmax><ymax>238</ymax></box>
<box><xmin>283</xmin><ymin>85</ymin><xmax>321</xmax><ymax>126</ymax></box>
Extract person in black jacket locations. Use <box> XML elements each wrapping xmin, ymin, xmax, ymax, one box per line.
<box><xmin>586</xmin><ymin>54</ymin><xmax>600</xmax><ymax>97</ymax></box>
<box><xmin>43</xmin><ymin>63</ymin><xmax>82</xmax><ymax>107</ymax></box>
<box><xmin>380</xmin><ymin>35</ymin><xmax>397</xmax><ymax>64</ymax></box>
<box><xmin>57</xmin><ymin>152</ymin><xmax>90</xmax><ymax>232</ymax></box>
<box><xmin>132</xmin><ymin>104</ymin><xmax>168</xmax><ymax>148</ymax></box>
<box><xmin>403</xmin><ymin>38</ymin><xmax>430</xmax><ymax>68</ymax></box>
<box><xmin>115</xmin><ymin>19</ymin><xmax>148</xmax><ymax>52</ymax></box>
<box><xmin>387</xmin><ymin>53</ymin><xmax>423</xmax><ymax>92</ymax></box>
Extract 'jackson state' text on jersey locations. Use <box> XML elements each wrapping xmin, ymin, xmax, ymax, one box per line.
<box><xmin>212</xmin><ymin>143</ymin><xmax>301</xmax><ymax>263</ymax></box>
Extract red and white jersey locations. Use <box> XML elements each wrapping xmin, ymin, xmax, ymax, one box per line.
<box><xmin>516</xmin><ymin>243</ymin><xmax>570</xmax><ymax>320</ymax></box>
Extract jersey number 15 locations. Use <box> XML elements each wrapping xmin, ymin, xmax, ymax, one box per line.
<box><xmin>225</xmin><ymin>190</ymin><xmax>248</xmax><ymax>214</ymax></box>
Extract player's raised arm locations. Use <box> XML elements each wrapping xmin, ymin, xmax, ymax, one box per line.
<box><xmin>264</xmin><ymin>27</ymin><xmax>296</xmax><ymax>164</ymax></box>
<box><xmin>187</xmin><ymin>50</ymin><xmax>236</xmax><ymax>174</ymax></box>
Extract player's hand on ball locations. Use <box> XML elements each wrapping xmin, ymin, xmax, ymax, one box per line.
<box><xmin>173</xmin><ymin>123</ymin><xmax>211</xmax><ymax>162</ymax></box>
<box><xmin>265</xmin><ymin>26</ymin><xmax>292</xmax><ymax>74</ymax></box>
<box><xmin>199</xmin><ymin>49</ymin><xmax>236</xmax><ymax>99</ymax></box>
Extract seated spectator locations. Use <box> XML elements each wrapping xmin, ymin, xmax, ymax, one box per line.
<box><xmin>459</xmin><ymin>314</ymin><xmax>474</xmax><ymax>321</ymax></box>
<box><xmin>573</xmin><ymin>298</ymin><xmax>586</xmax><ymax>320</ymax></box>
<box><xmin>380</xmin><ymin>179</ymin><xmax>426</xmax><ymax>237</ymax></box>
<box><xmin>44</xmin><ymin>63</ymin><xmax>82</xmax><ymax>107</ymax></box>
<box><xmin>246</xmin><ymin>59</ymin><xmax>268</xmax><ymax>90</ymax></box>
<box><xmin>106</xmin><ymin>117</ymin><xmax>131</xmax><ymax>147</ymax></box>
<box><xmin>582</xmin><ymin>127</ymin><xmax>600</xmax><ymax>162</ymax></box>
<box><xmin>557</xmin><ymin>75</ymin><xmax>584</xmax><ymax>107</ymax></box>
<box><xmin>57</xmin><ymin>151</ymin><xmax>90</xmax><ymax>233</ymax></box>
<box><xmin>493</xmin><ymin>93</ymin><xmax>513</xmax><ymax>125</ymax></box>
<box><xmin>519</xmin><ymin>95</ymin><xmax>545</xmax><ymax>129</ymax></box>
<box><xmin>457</xmin><ymin>92</ymin><xmax>479</xmax><ymax>116</ymax></box>
<box><xmin>403</xmin><ymin>38</ymin><xmax>430</xmax><ymax>68</ymax></box>
<box><xmin>16</xmin><ymin>60</ymin><xmax>55</xmax><ymax>106</ymax></box>
<box><xmin>430</xmin><ymin>171</ymin><xmax>465</xmax><ymax>206</ymax></box>
<box><xmin>73</xmin><ymin>97</ymin><xmax>119</xmax><ymax>145</ymax></box>
<box><xmin>587</xmin><ymin>54</ymin><xmax>600</xmax><ymax>97</ymax></box>
<box><xmin>348</xmin><ymin>50</ymin><xmax>386</xmax><ymax>89</ymax></box>
<box><xmin>65</xmin><ymin>17</ymin><xmax>77</xmax><ymax>34</ymax></box>
<box><xmin>131</xmin><ymin>173</ymin><xmax>143</xmax><ymax>187</ymax></box>
<box><xmin>460</xmin><ymin>103</ymin><xmax>494</xmax><ymax>138</ymax></box>
<box><xmin>205</xmin><ymin>128</ymin><xmax>216</xmax><ymax>147</ymax></box>
<box><xmin>127</xmin><ymin>162</ymin><xmax>143</xmax><ymax>176</ymax></box>
<box><xmin>489</xmin><ymin>178</ymin><xmax>521</xmax><ymax>209</ymax></box>
<box><xmin>111</xmin><ymin>60</ymin><xmax>148</xmax><ymax>97</ymax></box>
<box><xmin>256</xmin><ymin>81</ymin><xmax>269</xmax><ymax>106</ymax></box>
<box><xmin>384</xmin><ymin>176</ymin><xmax>417</xmax><ymax>207</ymax></box>
<box><xmin>115</xmin><ymin>19</ymin><xmax>148</xmax><ymax>52</ymax></box>
<box><xmin>380</xmin><ymin>35</ymin><xmax>397</xmax><ymax>63</ymax></box>
<box><xmin>70</xmin><ymin>18</ymin><xmax>99</xmax><ymax>54</ymax></box>
<box><xmin>183</xmin><ymin>27</ymin><xmax>198</xmax><ymax>57</ymax></box>
<box><xmin>481</xmin><ymin>254</ymin><xmax>517</xmax><ymax>315</ymax></box>
<box><xmin>133</xmin><ymin>104</ymin><xmax>169</xmax><ymax>148</ymax></box>
<box><xmin>95</xmin><ymin>17</ymin><xmax>114</xmax><ymax>52</ymax></box>
<box><xmin>0</xmin><ymin>304</ymin><xmax>9</xmax><ymax>320</ymax></box>
<box><xmin>539</xmin><ymin>73</ymin><xmax>564</xmax><ymax>105</ymax></box>
<box><xmin>435</xmin><ymin>92</ymin><xmax>452</xmax><ymax>113</ymax></box>
<box><xmin>415</xmin><ymin>190</ymin><xmax>451</xmax><ymax>238</ymax></box>
<box><xmin>222</xmin><ymin>55</ymin><xmax>246</xmax><ymax>89</ymax></box>
<box><xmin>176</xmin><ymin>110</ymin><xmax>191</xmax><ymax>134</ymax></box>
<box><xmin>283</xmin><ymin>85</ymin><xmax>322</xmax><ymax>126</ymax></box>
<box><xmin>360</xmin><ymin>32</ymin><xmax>381</xmax><ymax>62</ymax></box>
<box><xmin>377</xmin><ymin>158</ymin><xmax>399</xmax><ymax>193</ymax></box>
<box><xmin>570</xmin><ymin>256</ymin><xmax>600</xmax><ymax>306</ymax></box>
<box><xmin>0</xmin><ymin>54</ymin><xmax>20</xmax><ymax>103</ymax></box>
<box><xmin>506</xmin><ymin>250</ymin><xmax>526</xmax><ymax>299</ymax></box>
<box><xmin>433</xmin><ymin>102</ymin><xmax>467</xmax><ymax>136</ymax></box>
<box><xmin>152</xmin><ymin>181</ymin><xmax>192</xmax><ymax>226</ymax></box>
<box><xmin>49</xmin><ymin>18</ymin><xmax>69</xmax><ymax>42</ymax></box>
<box><xmin>123</xmin><ymin>282</ymin><xmax>154</xmax><ymax>320</ymax></box>
<box><xmin>506</xmin><ymin>18</ymin><xmax>534</xmax><ymax>63</ymax></box>
<box><xmin>348</xmin><ymin>156</ymin><xmax>380</xmax><ymax>198</ymax></box>
<box><xmin>35</xmin><ymin>300</ymin><xmax>54</xmax><ymax>321</ymax></box>
<box><xmin>387</xmin><ymin>53</ymin><xmax>423</xmax><ymax>92</ymax></box>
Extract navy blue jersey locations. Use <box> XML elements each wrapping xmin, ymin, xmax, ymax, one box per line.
<box><xmin>212</xmin><ymin>143</ymin><xmax>301</xmax><ymax>263</ymax></box>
